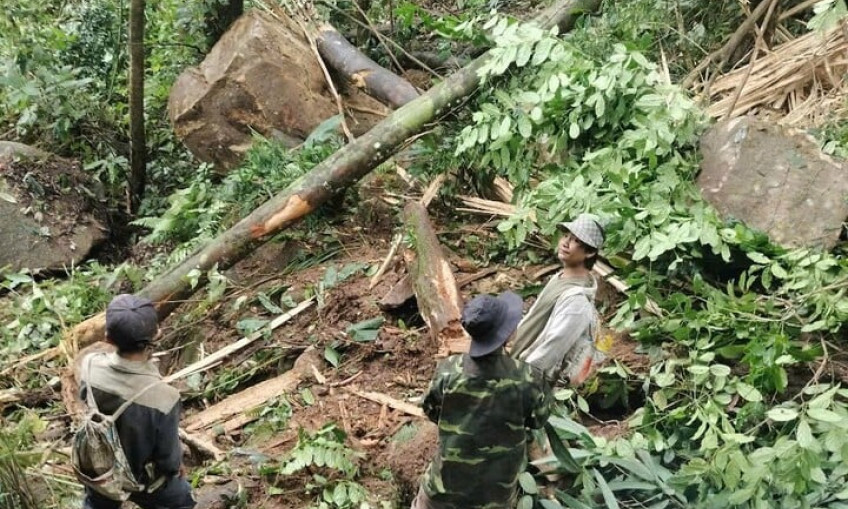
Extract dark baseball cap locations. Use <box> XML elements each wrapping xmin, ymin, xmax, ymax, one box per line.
<box><xmin>105</xmin><ymin>294</ymin><xmax>159</xmax><ymax>351</ymax></box>
<box><xmin>461</xmin><ymin>291</ymin><xmax>523</xmax><ymax>358</ymax></box>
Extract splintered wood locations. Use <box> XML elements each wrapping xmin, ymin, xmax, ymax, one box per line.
<box><xmin>706</xmin><ymin>23</ymin><xmax>848</xmax><ymax>126</ymax></box>
<box><xmin>402</xmin><ymin>202</ymin><xmax>471</xmax><ymax>356</ymax></box>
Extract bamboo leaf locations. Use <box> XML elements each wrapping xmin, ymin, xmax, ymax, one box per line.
<box><xmin>592</xmin><ymin>468</ymin><xmax>621</xmax><ymax>509</ymax></box>
<box><xmin>544</xmin><ymin>422</ymin><xmax>580</xmax><ymax>473</ymax></box>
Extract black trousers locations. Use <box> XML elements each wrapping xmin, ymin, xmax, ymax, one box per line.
<box><xmin>83</xmin><ymin>477</ymin><xmax>195</xmax><ymax>509</ymax></box>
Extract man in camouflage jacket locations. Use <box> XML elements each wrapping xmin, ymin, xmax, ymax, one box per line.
<box><xmin>412</xmin><ymin>292</ymin><xmax>551</xmax><ymax>509</ymax></box>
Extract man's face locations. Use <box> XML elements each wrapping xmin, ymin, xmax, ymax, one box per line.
<box><xmin>557</xmin><ymin>231</ymin><xmax>591</xmax><ymax>267</ymax></box>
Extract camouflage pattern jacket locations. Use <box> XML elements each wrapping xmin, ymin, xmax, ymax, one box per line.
<box><xmin>420</xmin><ymin>352</ymin><xmax>551</xmax><ymax>508</ymax></box>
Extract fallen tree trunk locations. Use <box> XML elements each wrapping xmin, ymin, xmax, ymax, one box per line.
<box><xmin>317</xmin><ymin>24</ymin><xmax>420</xmax><ymax>108</ymax></box>
<box><xmin>403</xmin><ymin>202</ymin><xmax>470</xmax><ymax>355</ymax></box>
<box><xmin>62</xmin><ymin>0</ymin><xmax>602</xmax><ymax>354</ymax></box>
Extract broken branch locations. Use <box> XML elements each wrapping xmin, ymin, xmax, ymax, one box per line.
<box><xmin>344</xmin><ymin>387</ymin><xmax>424</xmax><ymax>417</ymax></box>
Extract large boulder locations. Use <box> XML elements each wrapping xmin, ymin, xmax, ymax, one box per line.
<box><xmin>168</xmin><ymin>10</ymin><xmax>387</xmax><ymax>171</ymax></box>
<box><xmin>698</xmin><ymin>117</ymin><xmax>848</xmax><ymax>249</ymax></box>
<box><xmin>0</xmin><ymin>145</ymin><xmax>107</xmax><ymax>272</ymax></box>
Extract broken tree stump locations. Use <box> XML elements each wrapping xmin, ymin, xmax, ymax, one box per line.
<box><xmin>403</xmin><ymin>202</ymin><xmax>470</xmax><ymax>355</ymax></box>
<box><xmin>378</xmin><ymin>268</ymin><xmax>498</xmax><ymax>311</ymax></box>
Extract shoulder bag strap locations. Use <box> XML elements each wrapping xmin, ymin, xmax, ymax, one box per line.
<box><xmin>82</xmin><ymin>354</ymin><xmax>101</xmax><ymax>414</ymax></box>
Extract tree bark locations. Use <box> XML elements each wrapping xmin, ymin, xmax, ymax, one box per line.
<box><xmin>62</xmin><ymin>0</ymin><xmax>602</xmax><ymax>352</ymax></box>
<box><xmin>128</xmin><ymin>0</ymin><xmax>146</xmax><ymax>213</ymax></box>
<box><xmin>403</xmin><ymin>202</ymin><xmax>470</xmax><ymax>355</ymax></box>
<box><xmin>316</xmin><ymin>24</ymin><xmax>420</xmax><ymax>109</ymax></box>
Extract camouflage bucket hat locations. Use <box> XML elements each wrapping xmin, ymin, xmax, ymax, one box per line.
<box><xmin>461</xmin><ymin>291</ymin><xmax>523</xmax><ymax>358</ymax></box>
<box><xmin>558</xmin><ymin>213</ymin><xmax>605</xmax><ymax>250</ymax></box>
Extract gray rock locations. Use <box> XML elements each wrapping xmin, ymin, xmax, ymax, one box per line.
<box><xmin>698</xmin><ymin>117</ymin><xmax>848</xmax><ymax>249</ymax></box>
<box><xmin>0</xmin><ymin>141</ymin><xmax>49</xmax><ymax>163</ymax></box>
<box><xmin>0</xmin><ymin>148</ymin><xmax>106</xmax><ymax>272</ymax></box>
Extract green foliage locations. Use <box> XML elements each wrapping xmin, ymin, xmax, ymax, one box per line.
<box><xmin>807</xmin><ymin>0</ymin><xmax>848</xmax><ymax>32</ymax></box>
<box><xmin>545</xmin><ymin>368</ymin><xmax>848</xmax><ymax>508</ymax></box>
<box><xmin>0</xmin><ymin>415</ymin><xmax>43</xmax><ymax>509</ymax></box>
<box><xmin>263</xmin><ymin>424</ymin><xmax>373</xmax><ymax>508</ymax></box>
<box><xmin>346</xmin><ymin>317</ymin><xmax>385</xmax><ymax>343</ymax></box>
<box><xmin>440</xmin><ymin>10</ymin><xmax>848</xmax><ymax>508</ymax></box>
<box><xmin>453</xmin><ymin>13</ymin><xmax>848</xmax><ymax>390</ymax></box>
<box><xmin>0</xmin><ymin>0</ymin><xmax>209</xmax><ymax>209</ymax></box>
<box><xmin>569</xmin><ymin>0</ymin><xmax>744</xmax><ymax>79</ymax></box>
<box><xmin>279</xmin><ymin>423</ymin><xmax>359</xmax><ymax>476</ymax></box>
<box><xmin>134</xmin><ymin>136</ymin><xmax>341</xmax><ymax>269</ymax></box>
<box><xmin>0</xmin><ymin>263</ymin><xmax>142</xmax><ymax>365</ymax></box>
<box><xmin>251</xmin><ymin>397</ymin><xmax>294</xmax><ymax>434</ymax></box>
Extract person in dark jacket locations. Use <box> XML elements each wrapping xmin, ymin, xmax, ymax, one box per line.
<box><xmin>412</xmin><ymin>292</ymin><xmax>552</xmax><ymax>509</ymax></box>
<box><xmin>80</xmin><ymin>294</ymin><xmax>195</xmax><ymax>509</ymax></box>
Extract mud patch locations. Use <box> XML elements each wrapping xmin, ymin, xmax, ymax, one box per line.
<box><xmin>383</xmin><ymin>420</ymin><xmax>437</xmax><ymax>500</ymax></box>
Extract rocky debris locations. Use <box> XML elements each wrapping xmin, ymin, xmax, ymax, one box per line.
<box><xmin>0</xmin><ymin>141</ymin><xmax>49</xmax><ymax>163</ymax></box>
<box><xmin>0</xmin><ymin>147</ymin><xmax>107</xmax><ymax>272</ymax></box>
<box><xmin>168</xmin><ymin>10</ymin><xmax>388</xmax><ymax>171</ymax></box>
<box><xmin>698</xmin><ymin>117</ymin><xmax>848</xmax><ymax>249</ymax></box>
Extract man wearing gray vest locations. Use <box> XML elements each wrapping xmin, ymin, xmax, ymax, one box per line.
<box><xmin>80</xmin><ymin>294</ymin><xmax>195</xmax><ymax>509</ymax></box>
<box><xmin>510</xmin><ymin>213</ymin><xmax>604</xmax><ymax>386</ymax></box>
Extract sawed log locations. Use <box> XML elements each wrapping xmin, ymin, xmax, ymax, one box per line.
<box><xmin>316</xmin><ymin>24</ymin><xmax>420</xmax><ymax>109</ymax></box>
<box><xmin>62</xmin><ymin>0</ymin><xmax>602</xmax><ymax>354</ymax></box>
<box><xmin>184</xmin><ymin>346</ymin><xmax>322</xmax><ymax>434</ymax></box>
<box><xmin>403</xmin><ymin>202</ymin><xmax>470</xmax><ymax>355</ymax></box>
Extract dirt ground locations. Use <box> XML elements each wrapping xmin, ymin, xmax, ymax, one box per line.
<box><xmin>158</xmin><ymin>207</ymin><xmax>648</xmax><ymax>509</ymax></box>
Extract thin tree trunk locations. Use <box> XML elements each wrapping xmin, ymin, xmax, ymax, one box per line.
<box><xmin>403</xmin><ymin>202</ymin><xmax>470</xmax><ymax>355</ymax></box>
<box><xmin>316</xmin><ymin>24</ymin><xmax>420</xmax><ymax>108</ymax></box>
<box><xmin>128</xmin><ymin>0</ymin><xmax>146</xmax><ymax>213</ymax></box>
<box><xmin>62</xmin><ymin>0</ymin><xmax>602</xmax><ymax>352</ymax></box>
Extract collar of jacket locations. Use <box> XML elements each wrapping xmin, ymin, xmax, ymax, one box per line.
<box><xmin>106</xmin><ymin>352</ymin><xmax>162</xmax><ymax>378</ymax></box>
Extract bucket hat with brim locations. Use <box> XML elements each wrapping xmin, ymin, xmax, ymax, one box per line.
<box><xmin>461</xmin><ymin>291</ymin><xmax>523</xmax><ymax>358</ymax></box>
<box><xmin>558</xmin><ymin>213</ymin><xmax>605</xmax><ymax>250</ymax></box>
